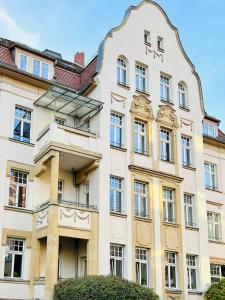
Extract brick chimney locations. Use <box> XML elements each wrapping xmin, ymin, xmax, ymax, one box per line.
<box><xmin>74</xmin><ymin>52</ymin><xmax>85</xmax><ymax>66</ymax></box>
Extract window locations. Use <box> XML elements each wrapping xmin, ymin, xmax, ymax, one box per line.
<box><xmin>134</xmin><ymin>181</ymin><xmax>148</xmax><ymax>218</ymax></box>
<box><xmin>4</xmin><ymin>239</ymin><xmax>24</xmax><ymax>278</ymax></box>
<box><xmin>134</xmin><ymin>121</ymin><xmax>147</xmax><ymax>154</ymax></box>
<box><xmin>163</xmin><ymin>188</ymin><xmax>175</xmax><ymax>223</ymax></box>
<box><xmin>210</xmin><ymin>264</ymin><xmax>225</xmax><ymax>283</ymax></box>
<box><xmin>184</xmin><ymin>194</ymin><xmax>195</xmax><ymax>227</ymax></box>
<box><xmin>144</xmin><ymin>30</ymin><xmax>151</xmax><ymax>44</ymax></box>
<box><xmin>136</xmin><ymin>248</ymin><xmax>149</xmax><ymax>286</ymax></box>
<box><xmin>207</xmin><ymin>212</ymin><xmax>222</xmax><ymax>241</ymax></box>
<box><xmin>158</xmin><ymin>36</ymin><xmax>164</xmax><ymax>51</ymax></box>
<box><xmin>110</xmin><ymin>176</ymin><xmax>122</xmax><ymax>213</ymax></box>
<box><xmin>203</xmin><ymin>122</ymin><xmax>217</xmax><ymax>137</ymax></box>
<box><xmin>110</xmin><ymin>244</ymin><xmax>123</xmax><ymax>277</ymax></box>
<box><xmin>19</xmin><ymin>54</ymin><xmax>28</xmax><ymax>72</ymax></box>
<box><xmin>165</xmin><ymin>251</ymin><xmax>177</xmax><ymax>289</ymax></box>
<box><xmin>136</xmin><ymin>64</ymin><xmax>147</xmax><ymax>92</ymax></box>
<box><xmin>57</xmin><ymin>180</ymin><xmax>64</xmax><ymax>202</ymax></box>
<box><xmin>186</xmin><ymin>255</ymin><xmax>197</xmax><ymax>290</ymax></box>
<box><xmin>55</xmin><ymin>117</ymin><xmax>65</xmax><ymax>125</ymax></box>
<box><xmin>110</xmin><ymin>113</ymin><xmax>124</xmax><ymax>148</ymax></box>
<box><xmin>9</xmin><ymin>170</ymin><xmax>28</xmax><ymax>208</ymax></box>
<box><xmin>32</xmin><ymin>59</ymin><xmax>49</xmax><ymax>79</ymax></box>
<box><xmin>85</xmin><ymin>181</ymin><xmax>89</xmax><ymax>207</ymax></box>
<box><xmin>181</xmin><ymin>136</ymin><xmax>191</xmax><ymax>167</ymax></box>
<box><xmin>160</xmin><ymin>75</ymin><xmax>171</xmax><ymax>102</ymax></box>
<box><xmin>204</xmin><ymin>162</ymin><xmax>217</xmax><ymax>190</ymax></box>
<box><xmin>178</xmin><ymin>83</ymin><xmax>188</xmax><ymax>108</ymax></box>
<box><xmin>160</xmin><ymin>129</ymin><xmax>172</xmax><ymax>162</ymax></box>
<box><xmin>13</xmin><ymin>106</ymin><xmax>32</xmax><ymax>143</ymax></box>
<box><xmin>117</xmin><ymin>58</ymin><xmax>127</xmax><ymax>85</ymax></box>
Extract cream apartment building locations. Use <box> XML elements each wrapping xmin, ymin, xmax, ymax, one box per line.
<box><xmin>0</xmin><ymin>1</ymin><xmax>224</xmax><ymax>299</ymax></box>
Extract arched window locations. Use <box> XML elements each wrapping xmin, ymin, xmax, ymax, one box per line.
<box><xmin>178</xmin><ymin>82</ymin><xmax>188</xmax><ymax>108</ymax></box>
<box><xmin>117</xmin><ymin>57</ymin><xmax>127</xmax><ymax>85</ymax></box>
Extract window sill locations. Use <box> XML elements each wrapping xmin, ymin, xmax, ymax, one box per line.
<box><xmin>205</xmin><ymin>187</ymin><xmax>221</xmax><ymax>193</ymax></box>
<box><xmin>160</xmin><ymin>159</ymin><xmax>175</xmax><ymax>164</ymax></box>
<box><xmin>182</xmin><ymin>165</ymin><xmax>196</xmax><ymax>171</ymax></box>
<box><xmin>4</xmin><ymin>205</ymin><xmax>33</xmax><ymax>214</ymax></box>
<box><xmin>135</xmin><ymin>89</ymin><xmax>150</xmax><ymax>97</ymax></box>
<box><xmin>134</xmin><ymin>150</ymin><xmax>149</xmax><ymax>157</ymax></box>
<box><xmin>165</xmin><ymin>289</ymin><xmax>182</xmax><ymax>294</ymax></box>
<box><xmin>161</xmin><ymin>99</ymin><xmax>174</xmax><ymax>105</ymax></box>
<box><xmin>0</xmin><ymin>278</ymin><xmax>30</xmax><ymax>284</ymax></box>
<box><xmin>117</xmin><ymin>82</ymin><xmax>130</xmax><ymax>90</ymax></box>
<box><xmin>134</xmin><ymin>216</ymin><xmax>152</xmax><ymax>222</ymax></box>
<box><xmin>9</xmin><ymin>137</ymin><xmax>34</xmax><ymax>147</ymax></box>
<box><xmin>208</xmin><ymin>239</ymin><xmax>225</xmax><ymax>245</ymax></box>
<box><xmin>163</xmin><ymin>222</ymin><xmax>179</xmax><ymax>228</ymax></box>
<box><xmin>188</xmin><ymin>291</ymin><xmax>203</xmax><ymax>295</ymax></box>
<box><xmin>110</xmin><ymin>211</ymin><xmax>127</xmax><ymax>218</ymax></box>
<box><xmin>110</xmin><ymin>145</ymin><xmax>127</xmax><ymax>152</ymax></box>
<box><xmin>185</xmin><ymin>225</ymin><xmax>199</xmax><ymax>231</ymax></box>
<box><xmin>144</xmin><ymin>42</ymin><xmax>152</xmax><ymax>47</ymax></box>
<box><xmin>179</xmin><ymin>105</ymin><xmax>190</xmax><ymax>112</ymax></box>
<box><xmin>158</xmin><ymin>48</ymin><xmax>165</xmax><ymax>53</ymax></box>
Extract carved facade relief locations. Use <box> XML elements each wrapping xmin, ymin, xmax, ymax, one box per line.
<box><xmin>157</xmin><ymin>105</ymin><xmax>179</xmax><ymax>129</ymax></box>
<box><xmin>131</xmin><ymin>95</ymin><xmax>154</xmax><ymax>120</ymax></box>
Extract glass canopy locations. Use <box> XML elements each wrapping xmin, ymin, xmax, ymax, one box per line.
<box><xmin>34</xmin><ymin>85</ymin><xmax>103</xmax><ymax>118</ymax></box>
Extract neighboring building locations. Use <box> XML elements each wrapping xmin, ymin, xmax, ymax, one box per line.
<box><xmin>0</xmin><ymin>1</ymin><xmax>224</xmax><ymax>299</ymax></box>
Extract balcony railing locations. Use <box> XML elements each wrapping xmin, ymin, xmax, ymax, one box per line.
<box><xmin>58</xmin><ymin>199</ymin><xmax>97</xmax><ymax>210</ymax></box>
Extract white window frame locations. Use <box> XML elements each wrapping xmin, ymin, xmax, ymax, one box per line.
<box><xmin>19</xmin><ymin>53</ymin><xmax>28</xmax><ymax>72</ymax></box>
<box><xmin>204</xmin><ymin>162</ymin><xmax>217</xmax><ymax>190</ymax></box>
<box><xmin>134</xmin><ymin>181</ymin><xmax>148</xmax><ymax>218</ymax></box>
<box><xmin>144</xmin><ymin>30</ymin><xmax>151</xmax><ymax>44</ymax></box>
<box><xmin>110</xmin><ymin>112</ymin><xmax>124</xmax><ymax>148</ymax></box>
<box><xmin>135</xmin><ymin>64</ymin><xmax>147</xmax><ymax>92</ymax></box>
<box><xmin>186</xmin><ymin>255</ymin><xmax>198</xmax><ymax>291</ymax></box>
<box><xmin>163</xmin><ymin>188</ymin><xmax>175</xmax><ymax>224</ymax></box>
<box><xmin>210</xmin><ymin>263</ymin><xmax>225</xmax><ymax>283</ymax></box>
<box><xmin>181</xmin><ymin>136</ymin><xmax>192</xmax><ymax>167</ymax></box>
<box><xmin>57</xmin><ymin>180</ymin><xmax>64</xmax><ymax>202</ymax></box>
<box><xmin>13</xmin><ymin>106</ymin><xmax>32</xmax><ymax>143</ymax></box>
<box><xmin>32</xmin><ymin>58</ymin><xmax>49</xmax><ymax>79</ymax></box>
<box><xmin>110</xmin><ymin>176</ymin><xmax>123</xmax><ymax>213</ymax></box>
<box><xmin>184</xmin><ymin>193</ymin><xmax>196</xmax><ymax>227</ymax></box>
<box><xmin>160</xmin><ymin>75</ymin><xmax>171</xmax><ymax>102</ymax></box>
<box><xmin>4</xmin><ymin>239</ymin><xmax>24</xmax><ymax>279</ymax></box>
<box><xmin>136</xmin><ymin>248</ymin><xmax>149</xmax><ymax>286</ymax></box>
<box><xmin>110</xmin><ymin>244</ymin><xmax>123</xmax><ymax>277</ymax></box>
<box><xmin>160</xmin><ymin>129</ymin><xmax>172</xmax><ymax>162</ymax></box>
<box><xmin>134</xmin><ymin>120</ymin><xmax>147</xmax><ymax>154</ymax></box>
<box><xmin>55</xmin><ymin>117</ymin><xmax>66</xmax><ymax>125</ymax></box>
<box><xmin>9</xmin><ymin>170</ymin><xmax>28</xmax><ymax>208</ymax></box>
<box><xmin>178</xmin><ymin>82</ymin><xmax>188</xmax><ymax>108</ymax></box>
<box><xmin>203</xmin><ymin>122</ymin><xmax>217</xmax><ymax>137</ymax></box>
<box><xmin>158</xmin><ymin>36</ymin><xmax>164</xmax><ymax>50</ymax></box>
<box><xmin>117</xmin><ymin>57</ymin><xmax>128</xmax><ymax>85</ymax></box>
<box><xmin>165</xmin><ymin>251</ymin><xmax>178</xmax><ymax>289</ymax></box>
<box><xmin>207</xmin><ymin>212</ymin><xmax>222</xmax><ymax>241</ymax></box>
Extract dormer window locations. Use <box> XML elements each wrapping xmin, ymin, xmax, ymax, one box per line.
<box><xmin>19</xmin><ymin>54</ymin><xmax>28</xmax><ymax>72</ymax></box>
<box><xmin>157</xmin><ymin>36</ymin><xmax>164</xmax><ymax>51</ymax></box>
<box><xmin>144</xmin><ymin>30</ymin><xmax>151</xmax><ymax>45</ymax></box>
<box><xmin>203</xmin><ymin>122</ymin><xmax>217</xmax><ymax>137</ymax></box>
<box><xmin>32</xmin><ymin>59</ymin><xmax>49</xmax><ymax>79</ymax></box>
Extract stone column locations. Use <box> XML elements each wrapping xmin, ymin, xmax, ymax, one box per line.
<box><xmin>87</xmin><ymin>212</ymin><xmax>98</xmax><ymax>275</ymax></box>
<box><xmin>45</xmin><ymin>152</ymin><xmax>60</xmax><ymax>300</ymax></box>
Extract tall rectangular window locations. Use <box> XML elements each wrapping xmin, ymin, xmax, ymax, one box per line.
<box><xmin>110</xmin><ymin>244</ymin><xmax>123</xmax><ymax>277</ymax></box>
<box><xmin>134</xmin><ymin>181</ymin><xmax>148</xmax><ymax>218</ymax></box>
<box><xmin>136</xmin><ymin>248</ymin><xmax>149</xmax><ymax>286</ymax></box>
<box><xmin>210</xmin><ymin>264</ymin><xmax>225</xmax><ymax>283</ymax></box>
<box><xmin>163</xmin><ymin>188</ymin><xmax>175</xmax><ymax>223</ymax></box>
<box><xmin>160</xmin><ymin>129</ymin><xmax>171</xmax><ymax>162</ymax></box>
<box><xmin>9</xmin><ymin>170</ymin><xmax>28</xmax><ymax>208</ymax></box>
<box><xmin>203</xmin><ymin>122</ymin><xmax>216</xmax><ymax>137</ymax></box>
<box><xmin>136</xmin><ymin>64</ymin><xmax>146</xmax><ymax>92</ymax></box>
<box><xmin>160</xmin><ymin>75</ymin><xmax>170</xmax><ymax>102</ymax></box>
<box><xmin>207</xmin><ymin>212</ymin><xmax>221</xmax><ymax>241</ymax></box>
<box><xmin>33</xmin><ymin>59</ymin><xmax>49</xmax><ymax>79</ymax></box>
<box><xmin>4</xmin><ymin>239</ymin><xmax>24</xmax><ymax>278</ymax></box>
<box><xmin>186</xmin><ymin>255</ymin><xmax>197</xmax><ymax>290</ymax></box>
<box><xmin>165</xmin><ymin>251</ymin><xmax>177</xmax><ymax>289</ymax></box>
<box><xmin>117</xmin><ymin>58</ymin><xmax>127</xmax><ymax>85</ymax></box>
<box><xmin>110</xmin><ymin>176</ymin><xmax>122</xmax><ymax>213</ymax></box>
<box><xmin>204</xmin><ymin>162</ymin><xmax>217</xmax><ymax>190</ymax></box>
<box><xmin>110</xmin><ymin>113</ymin><xmax>123</xmax><ymax>148</ymax></box>
<box><xmin>158</xmin><ymin>36</ymin><xmax>164</xmax><ymax>50</ymax></box>
<box><xmin>181</xmin><ymin>136</ymin><xmax>191</xmax><ymax>167</ymax></box>
<box><xmin>19</xmin><ymin>54</ymin><xmax>28</xmax><ymax>72</ymax></box>
<box><xmin>57</xmin><ymin>180</ymin><xmax>64</xmax><ymax>202</ymax></box>
<box><xmin>13</xmin><ymin>106</ymin><xmax>32</xmax><ymax>143</ymax></box>
<box><xmin>144</xmin><ymin>30</ymin><xmax>151</xmax><ymax>44</ymax></box>
<box><xmin>184</xmin><ymin>194</ymin><xmax>195</xmax><ymax>227</ymax></box>
<box><xmin>134</xmin><ymin>121</ymin><xmax>147</xmax><ymax>154</ymax></box>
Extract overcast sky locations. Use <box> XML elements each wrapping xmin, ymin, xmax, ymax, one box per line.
<box><xmin>0</xmin><ymin>0</ymin><xmax>224</xmax><ymax>130</ymax></box>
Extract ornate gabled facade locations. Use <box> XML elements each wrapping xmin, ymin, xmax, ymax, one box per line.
<box><xmin>0</xmin><ymin>1</ymin><xmax>224</xmax><ymax>300</ymax></box>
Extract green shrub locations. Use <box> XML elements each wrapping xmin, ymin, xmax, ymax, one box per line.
<box><xmin>205</xmin><ymin>279</ymin><xmax>225</xmax><ymax>300</ymax></box>
<box><xmin>54</xmin><ymin>275</ymin><xmax>159</xmax><ymax>300</ymax></box>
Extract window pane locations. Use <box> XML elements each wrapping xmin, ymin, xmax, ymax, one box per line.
<box><xmin>22</xmin><ymin>122</ymin><xmax>31</xmax><ymax>142</ymax></box>
<box><xmin>9</xmin><ymin>183</ymin><xmax>17</xmax><ymax>206</ymax></box>
<box><xmin>4</xmin><ymin>253</ymin><xmax>12</xmax><ymax>277</ymax></box>
<box><xmin>165</xmin><ymin>265</ymin><xmax>169</xmax><ymax>287</ymax></box>
<box><xmin>20</xmin><ymin>55</ymin><xmax>28</xmax><ymax>71</ymax></box>
<box><xmin>42</xmin><ymin>63</ymin><xmax>49</xmax><ymax>79</ymax></box>
<box><xmin>191</xmin><ymin>269</ymin><xmax>197</xmax><ymax>289</ymax></box>
<box><xmin>141</xmin><ymin>263</ymin><xmax>147</xmax><ymax>285</ymax></box>
<box><xmin>18</xmin><ymin>186</ymin><xmax>26</xmax><ymax>208</ymax></box>
<box><xmin>170</xmin><ymin>266</ymin><xmax>176</xmax><ymax>288</ymax></box>
<box><xmin>13</xmin><ymin>119</ymin><xmax>21</xmax><ymax>140</ymax></box>
<box><xmin>116</xmin><ymin>260</ymin><xmax>122</xmax><ymax>277</ymax></box>
<box><xmin>13</xmin><ymin>254</ymin><xmax>22</xmax><ymax>278</ymax></box>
